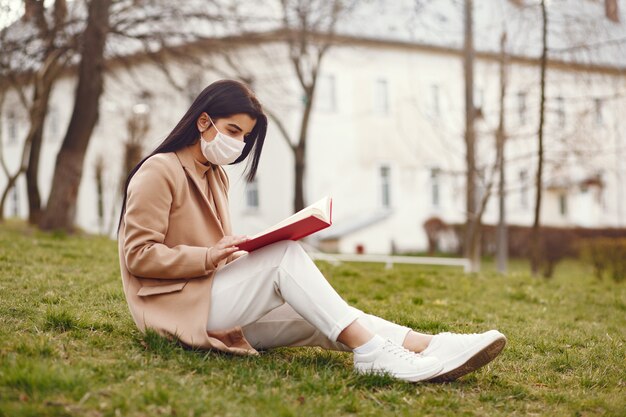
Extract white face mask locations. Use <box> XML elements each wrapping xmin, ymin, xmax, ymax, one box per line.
<box><xmin>200</xmin><ymin>118</ymin><xmax>246</xmax><ymax>165</ymax></box>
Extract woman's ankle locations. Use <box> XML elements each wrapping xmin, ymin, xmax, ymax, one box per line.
<box><xmin>337</xmin><ymin>321</ymin><xmax>375</xmax><ymax>349</ymax></box>
<box><xmin>402</xmin><ymin>331</ymin><xmax>434</xmax><ymax>353</ymax></box>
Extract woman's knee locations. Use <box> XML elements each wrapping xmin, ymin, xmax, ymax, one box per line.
<box><xmin>274</xmin><ymin>240</ymin><xmax>303</xmax><ymax>252</ymax></box>
<box><xmin>246</xmin><ymin>240</ymin><xmax>307</xmax><ymax>271</ymax></box>
<box><xmin>264</xmin><ymin>240</ymin><xmax>305</xmax><ymax>261</ymax></box>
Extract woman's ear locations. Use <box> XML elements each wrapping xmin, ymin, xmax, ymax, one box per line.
<box><xmin>197</xmin><ymin>112</ymin><xmax>210</xmax><ymax>132</ymax></box>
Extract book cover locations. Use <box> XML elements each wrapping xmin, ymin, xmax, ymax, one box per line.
<box><xmin>238</xmin><ymin>197</ymin><xmax>332</xmax><ymax>252</ymax></box>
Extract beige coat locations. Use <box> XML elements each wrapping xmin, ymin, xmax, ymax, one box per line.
<box><xmin>118</xmin><ymin>143</ymin><xmax>257</xmax><ymax>355</ymax></box>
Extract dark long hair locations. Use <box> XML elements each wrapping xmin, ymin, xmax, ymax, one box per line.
<box><xmin>118</xmin><ymin>79</ymin><xmax>267</xmax><ymax>232</ymax></box>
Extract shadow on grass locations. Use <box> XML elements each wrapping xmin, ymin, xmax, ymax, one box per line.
<box><xmin>137</xmin><ymin>328</ymin><xmax>182</xmax><ymax>357</ymax></box>
<box><xmin>134</xmin><ymin>329</ymin><xmax>515</xmax><ymax>395</ymax></box>
<box><xmin>347</xmin><ymin>372</ymin><xmax>398</xmax><ymax>389</ymax></box>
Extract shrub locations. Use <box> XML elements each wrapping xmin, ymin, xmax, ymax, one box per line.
<box><xmin>424</xmin><ymin>220</ymin><xmax>626</xmax><ymax>278</ymax></box>
<box><xmin>579</xmin><ymin>238</ymin><xmax>626</xmax><ymax>283</ymax></box>
<box><xmin>423</xmin><ymin>217</ymin><xmax>449</xmax><ymax>254</ymax></box>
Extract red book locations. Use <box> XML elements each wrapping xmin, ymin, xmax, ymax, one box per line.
<box><xmin>238</xmin><ymin>196</ymin><xmax>332</xmax><ymax>252</ymax></box>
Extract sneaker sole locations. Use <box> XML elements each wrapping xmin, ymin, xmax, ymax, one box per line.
<box><xmin>356</xmin><ymin>360</ymin><xmax>444</xmax><ymax>383</ymax></box>
<box><xmin>428</xmin><ymin>335</ymin><xmax>507</xmax><ymax>383</ymax></box>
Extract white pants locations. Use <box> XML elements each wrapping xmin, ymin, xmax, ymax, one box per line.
<box><xmin>206</xmin><ymin>240</ymin><xmax>411</xmax><ymax>351</ymax></box>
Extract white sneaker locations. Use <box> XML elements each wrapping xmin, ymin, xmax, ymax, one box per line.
<box><xmin>421</xmin><ymin>330</ymin><xmax>506</xmax><ymax>382</ymax></box>
<box><xmin>354</xmin><ymin>339</ymin><xmax>443</xmax><ymax>382</ymax></box>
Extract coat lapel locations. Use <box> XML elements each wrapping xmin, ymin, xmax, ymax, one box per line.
<box><xmin>175</xmin><ymin>147</ymin><xmax>225</xmax><ymax>236</ymax></box>
<box><xmin>208</xmin><ymin>166</ymin><xmax>232</xmax><ymax>236</ymax></box>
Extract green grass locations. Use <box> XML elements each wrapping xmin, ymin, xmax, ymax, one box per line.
<box><xmin>0</xmin><ymin>220</ymin><xmax>624</xmax><ymax>417</ymax></box>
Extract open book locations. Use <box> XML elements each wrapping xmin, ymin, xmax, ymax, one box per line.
<box><xmin>238</xmin><ymin>196</ymin><xmax>332</xmax><ymax>252</ymax></box>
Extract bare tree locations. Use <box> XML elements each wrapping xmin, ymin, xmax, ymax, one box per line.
<box><xmin>496</xmin><ymin>31</ymin><xmax>508</xmax><ymax>274</ymax></box>
<box><xmin>121</xmin><ymin>106</ymin><xmax>150</xmax><ymax>192</ymax></box>
<box><xmin>265</xmin><ymin>0</ymin><xmax>352</xmax><ymax>212</ymax></box>
<box><xmin>530</xmin><ymin>0</ymin><xmax>548</xmax><ymax>276</ymax></box>
<box><xmin>463</xmin><ymin>0</ymin><xmax>480</xmax><ymax>272</ymax></box>
<box><xmin>26</xmin><ymin>0</ymin><xmax>72</xmax><ymax>224</ymax></box>
<box><xmin>14</xmin><ymin>0</ymin><xmax>236</xmax><ymax>232</ymax></box>
<box><xmin>94</xmin><ymin>154</ymin><xmax>105</xmax><ymax>232</ymax></box>
<box><xmin>0</xmin><ymin>83</ymin><xmax>29</xmax><ymax>221</ymax></box>
<box><xmin>39</xmin><ymin>0</ymin><xmax>112</xmax><ymax>231</ymax></box>
<box><xmin>0</xmin><ymin>85</ymin><xmax>11</xmax><ymax>220</ymax></box>
<box><xmin>0</xmin><ymin>0</ymin><xmax>72</xmax><ymax>224</ymax></box>
<box><xmin>158</xmin><ymin>0</ymin><xmax>358</xmax><ymax>217</ymax></box>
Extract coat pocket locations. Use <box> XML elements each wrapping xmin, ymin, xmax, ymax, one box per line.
<box><xmin>137</xmin><ymin>280</ymin><xmax>188</xmax><ymax>297</ymax></box>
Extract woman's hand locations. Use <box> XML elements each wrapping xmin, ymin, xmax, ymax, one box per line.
<box><xmin>208</xmin><ymin>235</ymin><xmax>249</xmax><ymax>267</ymax></box>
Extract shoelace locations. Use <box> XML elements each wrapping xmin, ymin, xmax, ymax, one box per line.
<box><xmin>382</xmin><ymin>341</ymin><xmax>421</xmax><ymax>363</ymax></box>
<box><xmin>440</xmin><ymin>332</ymin><xmax>481</xmax><ymax>337</ymax></box>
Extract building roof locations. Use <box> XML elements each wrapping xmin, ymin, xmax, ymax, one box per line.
<box><xmin>340</xmin><ymin>0</ymin><xmax>626</xmax><ymax>70</ymax></box>
<box><xmin>2</xmin><ymin>0</ymin><xmax>625</xmax><ymax>74</ymax></box>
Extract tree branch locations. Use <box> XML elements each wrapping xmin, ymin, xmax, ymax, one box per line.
<box><xmin>265</xmin><ymin>107</ymin><xmax>296</xmax><ymax>151</ymax></box>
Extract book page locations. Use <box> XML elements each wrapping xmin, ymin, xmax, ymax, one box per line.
<box><xmin>248</xmin><ymin>196</ymin><xmax>330</xmax><ymax>239</ymax></box>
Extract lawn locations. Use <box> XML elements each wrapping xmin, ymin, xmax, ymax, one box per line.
<box><xmin>0</xmin><ymin>221</ymin><xmax>624</xmax><ymax>417</ymax></box>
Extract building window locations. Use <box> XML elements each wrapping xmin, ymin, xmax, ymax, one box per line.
<box><xmin>316</xmin><ymin>74</ymin><xmax>336</xmax><ymax>112</ymax></box>
<box><xmin>556</xmin><ymin>96</ymin><xmax>565</xmax><ymax>127</ymax></box>
<box><xmin>594</xmin><ymin>98</ymin><xmax>604</xmax><ymax>126</ymax></box>
<box><xmin>380</xmin><ymin>165</ymin><xmax>391</xmax><ymax>209</ymax></box>
<box><xmin>519</xmin><ymin>169</ymin><xmax>529</xmax><ymax>210</ymax></box>
<box><xmin>10</xmin><ymin>185</ymin><xmax>19</xmax><ymax>217</ymax></box>
<box><xmin>431</xmin><ymin>168</ymin><xmax>440</xmax><ymax>207</ymax></box>
<box><xmin>559</xmin><ymin>193</ymin><xmax>568</xmax><ymax>217</ymax></box>
<box><xmin>374</xmin><ymin>78</ymin><xmax>389</xmax><ymax>114</ymax></box>
<box><xmin>431</xmin><ymin>84</ymin><xmax>440</xmax><ymax>116</ymax></box>
<box><xmin>7</xmin><ymin>111</ymin><xmax>17</xmax><ymax>144</ymax></box>
<box><xmin>517</xmin><ymin>92</ymin><xmax>527</xmax><ymax>125</ymax></box>
<box><xmin>245</xmin><ymin>178</ymin><xmax>259</xmax><ymax>210</ymax></box>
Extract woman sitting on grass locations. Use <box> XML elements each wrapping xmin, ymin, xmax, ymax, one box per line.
<box><xmin>117</xmin><ymin>79</ymin><xmax>506</xmax><ymax>383</ymax></box>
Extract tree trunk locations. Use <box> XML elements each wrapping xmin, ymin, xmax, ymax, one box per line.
<box><xmin>94</xmin><ymin>156</ymin><xmax>105</xmax><ymax>233</ymax></box>
<box><xmin>530</xmin><ymin>0</ymin><xmax>548</xmax><ymax>276</ymax></box>
<box><xmin>293</xmin><ymin>86</ymin><xmax>315</xmax><ymax>213</ymax></box>
<box><xmin>39</xmin><ymin>0</ymin><xmax>112</xmax><ymax>232</ymax></box>
<box><xmin>6</xmin><ymin>1</ymin><xmax>66</xmax><ymax>225</ymax></box>
<box><xmin>0</xmin><ymin>174</ymin><xmax>20</xmax><ymax>220</ymax></box>
<box><xmin>26</xmin><ymin>127</ymin><xmax>43</xmax><ymax>224</ymax></box>
<box><xmin>0</xmin><ymin>67</ymin><xmax>56</xmax><ymax>222</ymax></box>
<box><xmin>496</xmin><ymin>32</ymin><xmax>508</xmax><ymax>275</ymax></box>
<box><xmin>294</xmin><ymin>145</ymin><xmax>306</xmax><ymax>213</ymax></box>
<box><xmin>25</xmin><ymin>83</ymin><xmax>52</xmax><ymax>225</ymax></box>
<box><xmin>463</xmin><ymin>0</ymin><xmax>479</xmax><ymax>272</ymax></box>
<box><xmin>25</xmin><ymin>53</ymin><xmax>64</xmax><ymax>225</ymax></box>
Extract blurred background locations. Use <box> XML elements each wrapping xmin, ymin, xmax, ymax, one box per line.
<box><xmin>1</xmin><ymin>0</ymin><xmax>625</xmax><ymax>276</ymax></box>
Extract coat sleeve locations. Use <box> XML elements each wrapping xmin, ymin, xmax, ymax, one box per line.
<box><xmin>122</xmin><ymin>155</ymin><xmax>216</xmax><ymax>279</ymax></box>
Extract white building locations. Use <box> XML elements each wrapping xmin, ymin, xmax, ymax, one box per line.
<box><xmin>1</xmin><ymin>0</ymin><xmax>625</xmax><ymax>254</ymax></box>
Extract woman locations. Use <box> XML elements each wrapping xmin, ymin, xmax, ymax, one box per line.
<box><xmin>118</xmin><ymin>79</ymin><xmax>506</xmax><ymax>383</ymax></box>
